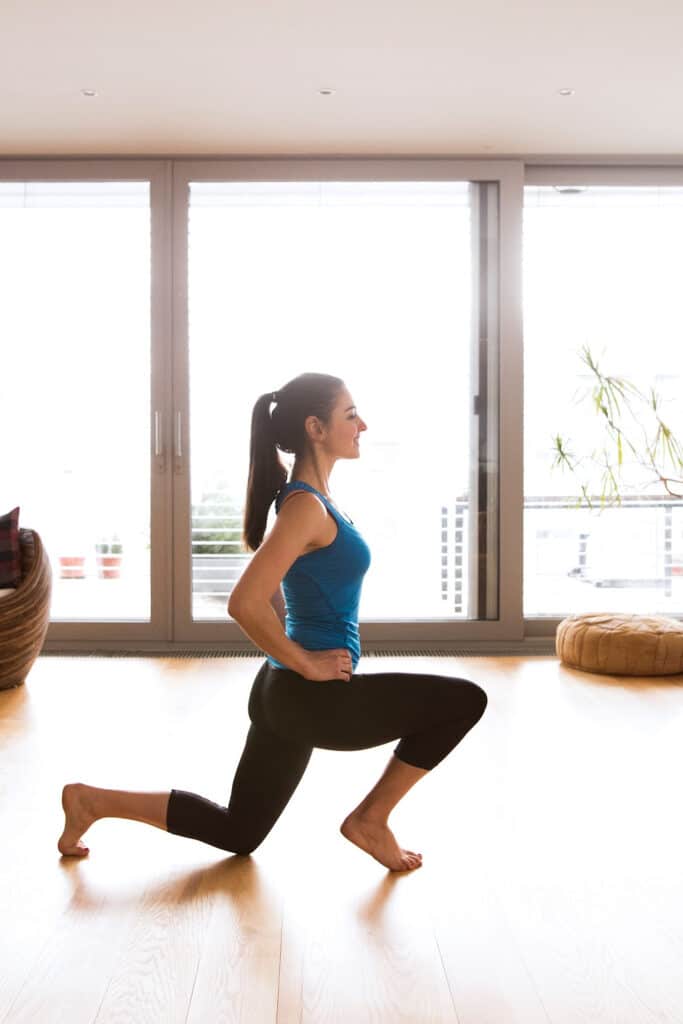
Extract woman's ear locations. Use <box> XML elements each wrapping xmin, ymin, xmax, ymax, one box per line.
<box><xmin>304</xmin><ymin>415</ymin><xmax>325</xmax><ymax>441</ymax></box>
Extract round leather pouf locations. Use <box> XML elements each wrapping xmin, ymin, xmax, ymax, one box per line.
<box><xmin>556</xmin><ymin>612</ymin><xmax>683</xmax><ymax>676</ymax></box>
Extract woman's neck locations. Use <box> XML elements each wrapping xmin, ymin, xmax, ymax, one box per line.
<box><xmin>290</xmin><ymin>457</ymin><xmax>335</xmax><ymax>497</ymax></box>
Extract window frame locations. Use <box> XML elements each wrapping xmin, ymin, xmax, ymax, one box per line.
<box><xmin>0</xmin><ymin>156</ymin><xmax>525</xmax><ymax>650</ymax></box>
<box><xmin>524</xmin><ymin>163</ymin><xmax>683</xmax><ymax>637</ymax></box>
<box><xmin>172</xmin><ymin>158</ymin><xmax>525</xmax><ymax>647</ymax></box>
<box><xmin>0</xmin><ymin>159</ymin><xmax>173</xmax><ymax>646</ymax></box>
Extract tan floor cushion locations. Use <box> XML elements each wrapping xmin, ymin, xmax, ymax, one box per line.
<box><xmin>556</xmin><ymin>612</ymin><xmax>683</xmax><ymax>676</ymax></box>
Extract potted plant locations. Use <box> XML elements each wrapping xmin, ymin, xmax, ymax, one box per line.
<box><xmin>552</xmin><ymin>346</ymin><xmax>683</xmax><ymax>507</ymax></box>
<box><xmin>95</xmin><ymin>534</ymin><xmax>123</xmax><ymax>579</ymax></box>
<box><xmin>58</xmin><ymin>554</ymin><xmax>87</xmax><ymax>580</ymax></box>
<box><xmin>551</xmin><ymin>346</ymin><xmax>683</xmax><ymax>588</ymax></box>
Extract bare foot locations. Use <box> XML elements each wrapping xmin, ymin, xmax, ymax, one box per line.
<box><xmin>340</xmin><ymin>812</ymin><xmax>423</xmax><ymax>871</ymax></box>
<box><xmin>58</xmin><ymin>783</ymin><xmax>97</xmax><ymax>857</ymax></box>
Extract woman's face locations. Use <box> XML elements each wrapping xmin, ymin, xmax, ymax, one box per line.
<box><xmin>313</xmin><ymin>386</ymin><xmax>368</xmax><ymax>459</ymax></box>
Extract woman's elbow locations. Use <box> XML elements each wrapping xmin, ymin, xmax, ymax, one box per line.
<box><xmin>228</xmin><ymin>590</ymin><xmax>245</xmax><ymax>622</ymax></box>
<box><xmin>228</xmin><ymin>589</ymin><xmax>262</xmax><ymax>624</ymax></box>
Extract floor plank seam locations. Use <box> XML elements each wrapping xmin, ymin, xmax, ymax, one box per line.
<box><xmin>432</xmin><ymin>932</ymin><xmax>462</xmax><ymax>1024</ymax></box>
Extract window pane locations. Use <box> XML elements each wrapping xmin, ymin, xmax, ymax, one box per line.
<box><xmin>523</xmin><ymin>185</ymin><xmax>683</xmax><ymax>616</ymax></box>
<box><xmin>0</xmin><ymin>181</ymin><xmax>151</xmax><ymax>621</ymax></box>
<box><xmin>188</xmin><ymin>180</ymin><xmax>488</xmax><ymax>621</ymax></box>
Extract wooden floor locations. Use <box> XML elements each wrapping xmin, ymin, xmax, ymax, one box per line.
<box><xmin>1</xmin><ymin>654</ymin><xmax>682</xmax><ymax>1024</ymax></box>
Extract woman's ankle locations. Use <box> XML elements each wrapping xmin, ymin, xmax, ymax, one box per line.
<box><xmin>78</xmin><ymin>783</ymin><xmax>102</xmax><ymax>821</ymax></box>
<box><xmin>348</xmin><ymin>805</ymin><xmax>390</xmax><ymax>826</ymax></box>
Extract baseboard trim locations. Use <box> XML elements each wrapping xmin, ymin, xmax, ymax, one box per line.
<box><xmin>41</xmin><ymin>638</ymin><xmax>557</xmax><ymax>658</ymax></box>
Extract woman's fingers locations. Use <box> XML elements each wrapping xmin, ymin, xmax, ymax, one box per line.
<box><xmin>329</xmin><ymin>650</ymin><xmax>351</xmax><ymax>680</ymax></box>
<box><xmin>304</xmin><ymin>648</ymin><xmax>352</xmax><ymax>682</ymax></box>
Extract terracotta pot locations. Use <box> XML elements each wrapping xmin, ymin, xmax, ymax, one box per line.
<box><xmin>96</xmin><ymin>555</ymin><xmax>122</xmax><ymax>579</ymax></box>
<box><xmin>59</xmin><ymin>556</ymin><xmax>86</xmax><ymax>580</ymax></box>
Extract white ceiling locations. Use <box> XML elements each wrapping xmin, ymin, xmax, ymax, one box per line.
<box><xmin>2</xmin><ymin>0</ymin><xmax>683</xmax><ymax>158</ymax></box>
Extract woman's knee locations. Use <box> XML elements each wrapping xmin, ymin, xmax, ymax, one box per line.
<box><xmin>229</xmin><ymin>826</ymin><xmax>269</xmax><ymax>857</ymax></box>
<box><xmin>200</xmin><ymin>817</ymin><xmax>267</xmax><ymax>856</ymax></box>
<box><xmin>232</xmin><ymin>841</ymin><xmax>258</xmax><ymax>857</ymax></box>
<box><xmin>473</xmin><ymin>683</ymin><xmax>488</xmax><ymax>720</ymax></box>
<box><xmin>453</xmin><ymin>679</ymin><xmax>488</xmax><ymax>723</ymax></box>
<box><xmin>469</xmin><ymin>681</ymin><xmax>488</xmax><ymax>715</ymax></box>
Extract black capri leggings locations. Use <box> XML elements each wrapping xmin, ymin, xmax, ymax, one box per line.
<box><xmin>166</xmin><ymin>660</ymin><xmax>487</xmax><ymax>856</ymax></box>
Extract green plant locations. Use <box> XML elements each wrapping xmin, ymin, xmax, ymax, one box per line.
<box><xmin>95</xmin><ymin>533</ymin><xmax>123</xmax><ymax>555</ymax></box>
<box><xmin>192</xmin><ymin>487</ymin><xmax>243</xmax><ymax>555</ymax></box>
<box><xmin>552</xmin><ymin>346</ymin><xmax>683</xmax><ymax>508</ymax></box>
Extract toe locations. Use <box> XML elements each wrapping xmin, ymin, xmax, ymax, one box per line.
<box><xmin>59</xmin><ymin>839</ymin><xmax>90</xmax><ymax>858</ymax></box>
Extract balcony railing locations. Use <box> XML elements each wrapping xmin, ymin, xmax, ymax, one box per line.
<box><xmin>190</xmin><ymin>495</ymin><xmax>683</xmax><ymax>616</ymax></box>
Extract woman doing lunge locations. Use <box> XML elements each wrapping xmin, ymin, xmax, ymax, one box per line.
<box><xmin>58</xmin><ymin>373</ymin><xmax>487</xmax><ymax>871</ymax></box>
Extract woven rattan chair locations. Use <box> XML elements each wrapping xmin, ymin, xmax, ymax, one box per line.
<box><xmin>0</xmin><ymin>529</ymin><xmax>52</xmax><ymax>690</ymax></box>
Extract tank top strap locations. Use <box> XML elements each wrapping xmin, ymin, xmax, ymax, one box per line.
<box><xmin>276</xmin><ymin>480</ymin><xmax>350</xmax><ymax>523</ymax></box>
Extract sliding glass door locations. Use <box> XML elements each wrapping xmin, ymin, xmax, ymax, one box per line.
<box><xmin>172</xmin><ymin>163</ymin><xmax>521</xmax><ymax>645</ymax></box>
<box><xmin>0</xmin><ymin>158</ymin><xmax>521</xmax><ymax>648</ymax></box>
<box><xmin>7</xmin><ymin>160</ymin><xmax>682</xmax><ymax>646</ymax></box>
<box><xmin>0</xmin><ymin>163</ymin><xmax>172</xmax><ymax>642</ymax></box>
<box><xmin>523</xmin><ymin>180</ymin><xmax>683</xmax><ymax>620</ymax></box>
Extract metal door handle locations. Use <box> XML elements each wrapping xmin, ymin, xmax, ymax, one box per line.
<box><xmin>154</xmin><ymin>410</ymin><xmax>167</xmax><ymax>471</ymax></box>
<box><xmin>175</xmin><ymin>411</ymin><xmax>183</xmax><ymax>459</ymax></box>
<box><xmin>154</xmin><ymin>410</ymin><xmax>163</xmax><ymax>457</ymax></box>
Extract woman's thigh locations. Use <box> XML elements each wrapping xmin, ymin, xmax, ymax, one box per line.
<box><xmin>252</xmin><ymin>662</ymin><xmax>487</xmax><ymax>752</ymax></box>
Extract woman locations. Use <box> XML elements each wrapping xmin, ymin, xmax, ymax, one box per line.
<box><xmin>58</xmin><ymin>373</ymin><xmax>487</xmax><ymax>872</ymax></box>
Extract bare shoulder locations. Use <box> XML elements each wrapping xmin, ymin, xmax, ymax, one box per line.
<box><xmin>279</xmin><ymin>489</ymin><xmax>328</xmax><ymax>517</ymax></box>
<box><xmin>229</xmin><ymin>494</ymin><xmax>328</xmax><ymax>609</ymax></box>
<box><xmin>276</xmin><ymin>489</ymin><xmax>337</xmax><ymax>552</ymax></box>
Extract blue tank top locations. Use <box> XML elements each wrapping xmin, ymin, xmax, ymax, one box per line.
<box><xmin>267</xmin><ymin>481</ymin><xmax>371</xmax><ymax>671</ymax></box>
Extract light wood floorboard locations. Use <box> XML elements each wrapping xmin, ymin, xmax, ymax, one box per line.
<box><xmin>1</xmin><ymin>654</ymin><xmax>682</xmax><ymax>1023</ymax></box>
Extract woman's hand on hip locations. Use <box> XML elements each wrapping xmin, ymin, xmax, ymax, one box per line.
<box><xmin>301</xmin><ymin>649</ymin><xmax>353</xmax><ymax>682</ymax></box>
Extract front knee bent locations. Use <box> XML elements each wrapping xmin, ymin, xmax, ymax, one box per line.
<box><xmin>467</xmin><ymin>682</ymin><xmax>488</xmax><ymax>722</ymax></box>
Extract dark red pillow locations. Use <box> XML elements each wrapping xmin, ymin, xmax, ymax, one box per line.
<box><xmin>0</xmin><ymin>507</ymin><xmax>21</xmax><ymax>588</ymax></box>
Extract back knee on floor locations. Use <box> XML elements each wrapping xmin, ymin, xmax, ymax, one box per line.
<box><xmin>229</xmin><ymin>831</ymin><xmax>269</xmax><ymax>857</ymax></box>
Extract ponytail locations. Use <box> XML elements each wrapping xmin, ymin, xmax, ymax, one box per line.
<box><xmin>242</xmin><ymin>393</ymin><xmax>287</xmax><ymax>552</ymax></box>
<box><xmin>242</xmin><ymin>372</ymin><xmax>344</xmax><ymax>551</ymax></box>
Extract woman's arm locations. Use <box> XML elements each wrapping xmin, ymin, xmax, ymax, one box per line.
<box><xmin>230</xmin><ymin>594</ymin><xmax>311</xmax><ymax>673</ymax></box>
<box><xmin>232</xmin><ymin>582</ymin><xmax>352</xmax><ymax>682</ymax></box>
<box><xmin>228</xmin><ymin>494</ymin><xmax>326</xmax><ymax>673</ymax></box>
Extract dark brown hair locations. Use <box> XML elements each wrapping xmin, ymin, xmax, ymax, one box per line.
<box><xmin>242</xmin><ymin>372</ymin><xmax>344</xmax><ymax>551</ymax></box>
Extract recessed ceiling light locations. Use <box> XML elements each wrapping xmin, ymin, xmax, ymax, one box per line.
<box><xmin>319</xmin><ymin>88</ymin><xmax>335</xmax><ymax>96</ymax></box>
<box><xmin>81</xmin><ymin>89</ymin><xmax>98</xmax><ymax>97</ymax></box>
<box><xmin>558</xmin><ymin>88</ymin><xmax>575</xmax><ymax>96</ymax></box>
